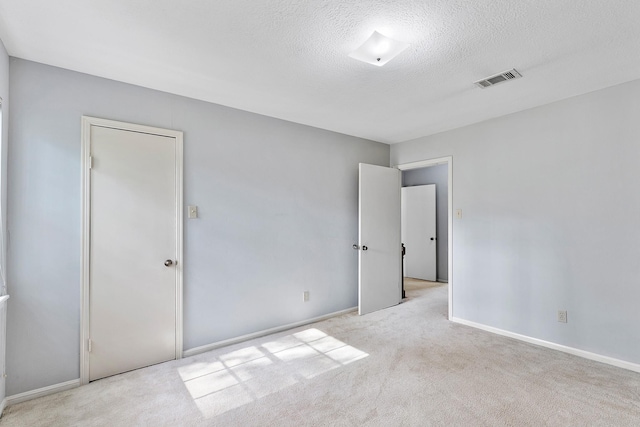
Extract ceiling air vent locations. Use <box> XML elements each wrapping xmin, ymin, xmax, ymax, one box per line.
<box><xmin>474</xmin><ymin>69</ymin><xmax>522</xmax><ymax>89</ymax></box>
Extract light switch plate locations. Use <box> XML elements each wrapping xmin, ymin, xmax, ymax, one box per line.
<box><xmin>188</xmin><ymin>205</ymin><xmax>198</xmax><ymax>219</ymax></box>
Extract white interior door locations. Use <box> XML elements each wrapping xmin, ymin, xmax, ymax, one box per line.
<box><xmin>401</xmin><ymin>185</ymin><xmax>437</xmax><ymax>281</ymax></box>
<box><xmin>358</xmin><ymin>163</ymin><xmax>401</xmax><ymax>315</ymax></box>
<box><xmin>89</xmin><ymin>125</ymin><xmax>179</xmax><ymax>381</ymax></box>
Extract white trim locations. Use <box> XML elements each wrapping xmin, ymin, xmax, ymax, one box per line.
<box><xmin>6</xmin><ymin>379</ymin><xmax>80</xmax><ymax>406</ymax></box>
<box><xmin>80</xmin><ymin>116</ymin><xmax>184</xmax><ymax>139</ymax></box>
<box><xmin>80</xmin><ymin>117</ymin><xmax>184</xmax><ymax>386</ymax></box>
<box><xmin>183</xmin><ymin>307</ymin><xmax>357</xmax><ymax>358</ymax></box>
<box><xmin>175</xmin><ymin>127</ymin><xmax>184</xmax><ymax>361</ymax></box>
<box><xmin>80</xmin><ymin>118</ymin><xmax>91</xmax><ymax>386</ymax></box>
<box><xmin>396</xmin><ymin>157</ymin><xmax>450</xmax><ymax>170</ymax></box>
<box><xmin>0</xmin><ymin>295</ymin><xmax>8</xmax><ymax>418</ymax></box>
<box><xmin>396</xmin><ymin>156</ymin><xmax>453</xmax><ymax>320</ymax></box>
<box><xmin>451</xmin><ymin>317</ymin><xmax>640</xmax><ymax>374</ymax></box>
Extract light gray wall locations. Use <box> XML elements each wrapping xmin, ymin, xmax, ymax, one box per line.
<box><xmin>391</xmin><ymin>78</ymin><xmax>640</xmax><ymax>366</ymax></box>
<box><xmin>6</xmin><ymin>58</ymin><xmax>389</xmax><ymax>395</ymax></box>
<box><xmin>0</xmin><ymin>38</ymin><xmax>9</xmax><ymax>407</ymax></box>
<box><xmin>402</xmin><ymin>164</ymin><xmax>448</xmax><ymax>281</ymax></box>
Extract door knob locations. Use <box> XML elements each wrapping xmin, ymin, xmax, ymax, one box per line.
<box><xmin>164</xmin><ymin>260</ymin><xmax>174</xmax><ymax>267</ymax></box>
<box><xmin>352</xmin><ymin>244</ymin><xmax>360</xmax><ymax>250</ymax></box>
<box><xmin>362</xmin><ymin>246</ymin><xmax>368</xmax><ymax>251</ymax></box>
<box><xmin>430</xmin><ymin>237</ymin><xmax>435</xmax><ymax>241</ymax></box>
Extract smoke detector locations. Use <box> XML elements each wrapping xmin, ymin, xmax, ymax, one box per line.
<box><xmin>474</xmin><ymin>69</ymin><xmax>522</xmax><ymax>89</ymax></box>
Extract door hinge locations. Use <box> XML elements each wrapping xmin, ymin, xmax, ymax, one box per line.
<box><xmin>89</xmin><ymin>156</ymin><xmax>93</xmax><ymax>169</ymax></box>
<box><xmin>88</xmin><ymin>339</ymin><xmax>92</xmax><ymax>353</ymax></box>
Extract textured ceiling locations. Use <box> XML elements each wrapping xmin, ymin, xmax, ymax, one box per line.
<box><xmin>0</xmin><ymin>0</ymin><xmax>639</xmax><ymax>143</ymax></box>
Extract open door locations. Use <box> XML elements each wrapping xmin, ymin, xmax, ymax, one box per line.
<box><xmin>357</xmin><ymin>163</ymin><xmax>402</xmax><ymax>315</ymax></box>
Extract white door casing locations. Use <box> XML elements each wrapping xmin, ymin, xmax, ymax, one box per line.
<box><xmin>80</xmin><ymin>117</ymin><xmax>183</xmax><ymax>384</ymax></box>
<box><xmin>358</xmin><ymin>163</ymin><xmax>402</xmax><ymax>315</ymax></box>
<box><xmin>401</xmin><ymin>185</ymin><xmax>437</xmax><ymax>281</ymax></box>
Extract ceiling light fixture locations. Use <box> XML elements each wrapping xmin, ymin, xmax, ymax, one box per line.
<box><xmin>349</xmin><ymin>31</ymin><xmax>409</xmax><ymax>67</ymax></box>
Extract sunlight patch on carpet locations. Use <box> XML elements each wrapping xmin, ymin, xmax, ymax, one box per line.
<box><xmin>178</xmin><ymin>328</ymin><xmax>369</xmax><ymax>418</ymax></box>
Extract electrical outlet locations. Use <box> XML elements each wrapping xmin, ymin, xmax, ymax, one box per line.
<box><xmin>303</xmin><ymin>291</ymin><xmax>309</xmax><ymax>302</ymax></box>
<box><xmin>557</xmin><ymin>310</ymin><xmax>567</xmax><ymax>323</ymax></box>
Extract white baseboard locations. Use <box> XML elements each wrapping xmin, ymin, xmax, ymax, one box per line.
<box><xmin>0</xmin><ymin>397</ymin><xmax>6</xmax><ymax>417</ymax></box>
<box><xmin>184</xmin><ymin>307</ymin><xmax>357</xmax><ymax>358</ymax></box>
<box><xmin>450</xmin><ymin>317</ymin><xmax>640</xmax><ymax>374</ymax></box>
<box><xmin>6</xmin><ymin>379</ymin><xmax>80</xmax><ymax>406</ymax></box>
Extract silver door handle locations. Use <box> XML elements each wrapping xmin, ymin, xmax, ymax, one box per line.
<box><xmin>164</xmin><ymin>260</ymin><xmax>174</xmax><ymax>267</ymax></box>
<box><xmin>362</xmin><ymin>246</ymin><xmax>368</xmax><ymax>251</ymax></box>
<box><xmin>353</xmin><ymin>244</ymin><xmax>360</xmax><ymax>250</ymax></box>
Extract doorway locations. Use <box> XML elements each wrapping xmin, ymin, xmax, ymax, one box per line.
<box><xmin>398</xmin><ymin>157</ymin><xmax>452</xmax><ymax>319</ymax></box>
<box><xmin>80</xmin><ymin>117</ymin><xmax>184</xmax><ymax>384</ymax></box>
<box><xmin>357</xmin><ymin>157</ymin><xmax>452</xmax><ymax>319</ymax></box>
<box><xmin>401</xmin><ymin>163</ymin><xmax>449</xmax><ymax>283</ymax></box>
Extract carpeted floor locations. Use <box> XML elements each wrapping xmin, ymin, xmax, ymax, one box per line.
<box><xmin>3</xmin><ymin>281</ymin><xmax>640</xmax><ymax>426</ymax></box>
<box><xmin>404</xmin><ymin>277</ymin><xmax>444</xmax><ymax>291</ymax></box>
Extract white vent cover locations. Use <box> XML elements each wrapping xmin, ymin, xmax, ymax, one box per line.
<box><xmin>474</xmin><ymin>69</ymin><xmax>522</xmax><ymax>89</ymax></box>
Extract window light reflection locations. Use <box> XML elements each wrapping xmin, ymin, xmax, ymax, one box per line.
<box><xmin>177</xmin><ymin>328</ymin><xmax>369</xmax><ymax>418</ymax></box>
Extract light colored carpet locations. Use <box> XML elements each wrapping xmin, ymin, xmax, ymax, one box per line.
<box><xmin>3</xmin><ymin>282</ymin><xmax>640</xmax><ymax>426</ymax></box>
<box><xmin>404</xmin><ymin>277</ymin><xmax>443</xmax><ymax>292</ymax></box>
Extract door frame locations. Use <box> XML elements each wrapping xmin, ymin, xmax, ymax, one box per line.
<box><xmin>80</xmin><ymin>116</ymin><xmax>184</xmax><ymax>385</ymax></box>
<box><xmin>397</xmin><ymin>156</ymin><xmax>453</xmax><ymax>320</ymax></box>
